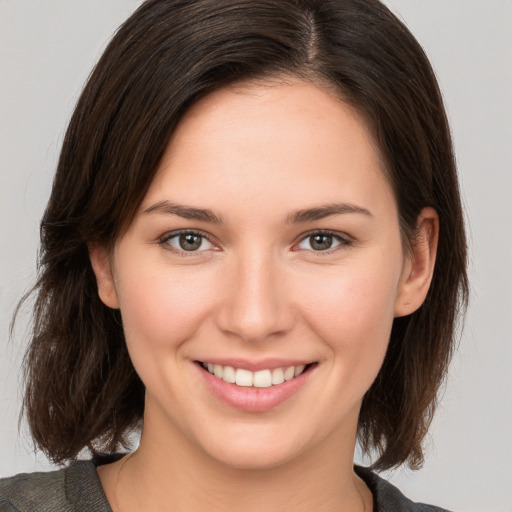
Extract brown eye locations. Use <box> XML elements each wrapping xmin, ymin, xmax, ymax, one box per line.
<box><xmin>309</xmin><ymin>234</ymin><xmax>334</xmax><ymax>251</ymax></box>
<box><xmin>296</xmin><ymin>232</ymin><xmax>348</xmax><ymax>252</ymax></box>
<box><xmin>163</xmin><ymin>231</ymin><xmax>214</xmax><ymax>253</ymax></box>
<box><xmin>179</xmin><ymin>233</ymin><xmax>203</xmax><ymax>251</ymax></box>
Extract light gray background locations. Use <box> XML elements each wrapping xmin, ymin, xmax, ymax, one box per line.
<box><xmin>1</xmin><ymin>1</ymin><xmax>511</xmax><ymax>510</ymax></box>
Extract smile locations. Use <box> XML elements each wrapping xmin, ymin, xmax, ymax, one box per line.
<box><xmin>196</xmin><ymin>359</ymin><xmax>317</xmax><ymax>412</ymax></box>
<box><xmin>200</xmin><ymin>362</ymin><xmax>308</xmax><ymax>388</ymax></box>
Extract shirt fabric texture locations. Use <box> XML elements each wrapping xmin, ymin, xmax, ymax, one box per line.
<box><xmin>0</xmin><ymin>460</ymin><xmax>452</xmax><ymax>512</ymax></box>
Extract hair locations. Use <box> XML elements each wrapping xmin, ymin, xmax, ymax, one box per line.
<box><xmin>18</xmin><ymin>0</ymin><xmax>467</xmax><ymax>471</ymax></box>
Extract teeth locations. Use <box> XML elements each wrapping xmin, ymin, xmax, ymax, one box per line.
<box><xmin>235</xmin><ymin>368</ymin><xmax>253</xmax><ymax>387</ymax></box>
<box><xmin>223</xmin><ymin>366</ymin><xmax>236</xmax><ymax>383</ymax></box>
<box><xmin>271</xmin><ymin>367</ymin><xmax>285</xmax><ymax>385</ymax></box>
<box><xmin>202</xmin><ymin>362</ymin><xmax>308</xmax><ymax>387</ymax></box>
<box><xmin>294</xmin><ymin>365</ymin><xmax>305</xmax><ymax>377</ymax></box>
<box><xmin>284</xmin><ymin>366</ymin><xmax>295</xmax><ymax>381</ymax></box>
<box><xmin>213</xmin><ymin>364</ymin><xmax>223</xmax><ymax>378</ymax></box>
<box><xmin>253</xmin><ymin>369</ymin><xmax>272</xmax><ymax>388</ymax></box>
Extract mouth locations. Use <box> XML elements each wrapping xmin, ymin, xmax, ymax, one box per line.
<box><xmin>195</xmin><ymin>360</ymin><xmax>317</xmax><ymax>412</ymax></box>
<box><xmin>196</xmin><ymin>361</ymin><xmax>316</xmax><ymax>388</ymax></box>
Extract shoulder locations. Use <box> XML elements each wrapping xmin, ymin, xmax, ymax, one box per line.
<box><xmin>0</xmin><ymin>465</ymin><xmax>68</xmax><ymax>512</ymax></box>
<box><xmin>355</xmin><ymin>466</ymin><xmax>454</xmax><ymax>512</ymax></box>
<box><xmin>0</xmin><ymin>461</ymin><xmax>111</xmax><ymax>512</ymax></box>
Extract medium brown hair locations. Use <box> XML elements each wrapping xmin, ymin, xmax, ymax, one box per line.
<box><xmin>19</xmin><ymin>0</ymin><xmax>467</xmax><ymax>470</ymax></box>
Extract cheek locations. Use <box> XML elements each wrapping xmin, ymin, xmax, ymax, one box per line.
<box><xmin>298</xmin><ymin>257</ymin><xmax>401</xmax><ymax>371</ymax></box>
<box><xmin>115</xmin><ymin>265</ymin><xmax>216</xmax><ymax>355</ymax></box>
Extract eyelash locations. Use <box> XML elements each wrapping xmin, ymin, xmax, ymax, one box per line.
<box><xmin>159</xmin><ymin>229</ymin><xmax>217</xmax><ymax>257</ymax></box>
<box><xmin>158</xmin><ymin>229</ymin><xmax>353</xmax><ymax>256</ymax></box>
<box><xmin>294</xmin><ymin>230</ymin><xmax>353</xmax><ymax>255</ymax></box>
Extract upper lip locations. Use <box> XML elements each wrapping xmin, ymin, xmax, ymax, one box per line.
<box><xmin>196</xmin><ymin>358</ymin><xmax>315</xmax><ymax>372</ymax></box>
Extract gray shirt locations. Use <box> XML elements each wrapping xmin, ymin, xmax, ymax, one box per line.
<box><xmin>0</xmin><ymin>460</ymin><xmax>451</xmax><ymax>511</ymax></box>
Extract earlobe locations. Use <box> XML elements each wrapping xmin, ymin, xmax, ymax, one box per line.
<box><xmin>88</xmin><ymin>242</ymin><xmax>120</xmax><ymax>309</ymax></box>
<box><xmin>394</xmin><ymin>207</ymin><xmax>439</xmax><ymax>317</ymax></box>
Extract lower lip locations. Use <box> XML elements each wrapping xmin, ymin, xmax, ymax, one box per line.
<box><xmin>197</xmin><ymin>364</ymin><xmax>315</xmax><ymax>413</ymax></box>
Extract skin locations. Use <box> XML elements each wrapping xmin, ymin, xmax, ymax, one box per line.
<box><xmin>90</xmin><ymin>79</ymin><xmax>438</xmax><ymax>512</ymax></box>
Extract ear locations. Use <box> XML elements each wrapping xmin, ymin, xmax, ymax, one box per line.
<box><xmin>88</xmin><ymin>242</ymin><xmax>120</xmax><ymax>309</ymax></box>
<box><xmin>394</xmin><ymin>207</ymin><xmax>439</xmax><ymax>317</ymax></box>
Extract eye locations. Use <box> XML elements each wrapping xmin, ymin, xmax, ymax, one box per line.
<box><xmin>296</xmin><ymin>231</ymin><xmax>349</xmax><ymax>252</ymax></box>
<box><xmin>161</xmin><ymin>231</ymin><xmax>215</xmax><ymax>253</ymax></box>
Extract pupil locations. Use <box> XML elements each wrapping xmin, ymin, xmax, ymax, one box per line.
<box><xmin>311</xmin><ymin>234</ymin><xmax>332</xmax><ymax>250</ymax></box>
<box><xmin>179</xmin><ymin>233</ymin><xmax>202</xmax><ymax>251</ymax></box>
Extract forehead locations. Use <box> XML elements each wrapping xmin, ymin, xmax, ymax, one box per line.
<box><xmin>139</xmin><ymin>79</ymin><xmax>395</xmax><ymax>221</ymax></box>
<box><xmin>166</xmin><ymin>79</ymin><xmax>378</xmax><ymax>164</ymax></box>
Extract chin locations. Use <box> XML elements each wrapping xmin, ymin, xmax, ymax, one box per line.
<box><xmin>207</xmin><ymin>444</ymin><xmax>300</xmax><ymax>471</ymax></box>
<box><xmin>194</xmin><ymin>422</ymin><xmax>317</xmax><ymax>471</ymax></box>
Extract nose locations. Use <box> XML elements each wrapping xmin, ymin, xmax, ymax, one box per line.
<box><xmin>215</xmin><ymin>250</ymin><xmax>295</xmax><ymax>344</ymax></box>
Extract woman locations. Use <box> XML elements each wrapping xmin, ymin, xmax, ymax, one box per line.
<box><xmin>0</xmin><ymin>0</ymin><xmax>467</xmax><ymax>510</ymax></box>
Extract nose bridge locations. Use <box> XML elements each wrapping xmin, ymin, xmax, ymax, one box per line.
<box><xmin>217</xmin><ymin>245</ymin><xmax>293</xmax><ymax>343</ymax></box>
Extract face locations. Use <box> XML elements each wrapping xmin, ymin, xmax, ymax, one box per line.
<box><xmin>91</xmin><ymin>79</ymin><xmax>431</xmax><ymax>471</ymax></box>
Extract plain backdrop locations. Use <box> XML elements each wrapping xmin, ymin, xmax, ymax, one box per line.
<box><xmin>1</xmin><ymin>1</ymin><xmax>511</xmax><ymax>510</ymax></box>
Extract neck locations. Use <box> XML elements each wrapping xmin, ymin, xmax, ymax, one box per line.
<box><xmin>99</xmin><ymin>407</ymin><xmax>371</xmax><ymax>512</ymax></box>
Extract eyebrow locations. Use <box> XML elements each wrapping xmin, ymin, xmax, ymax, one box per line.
<box><xmin>286</xmin><ymin>203</ymin><xmax>373</xmax><ymax>223</ymax></box>
<box><xmin>143</xmin><ymin>200</ymin><xmax>224</xmax><ymax>224</ymax></box>
<box><xmin>143</xmin><ymin>200</ymin><xmax>372</xmax><ymax>224</ymax></box>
